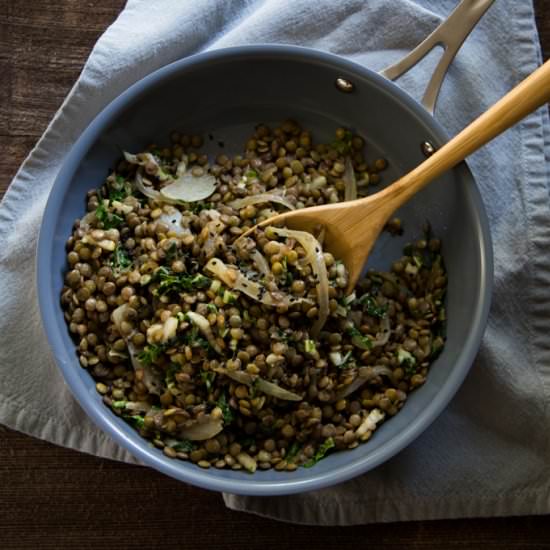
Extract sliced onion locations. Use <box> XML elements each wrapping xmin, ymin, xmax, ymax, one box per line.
<box><xmin>162</xmin><ymin>316</ymin><xmax>179</xmax><ymax>342</ymax></box>
<box><xmin>107</xmin><ymin>349</ymin><xmax>128</xmax><ymax>362</ymax></box>
<box><xmin>124</xmin><ymin>401</ymin><xmax>152</xmax><ymax>413</ymax></box>
<box><xmin>199</xmin><ymin>219</ymin><xmax>226</xmax><ymax>260</ymax></box>
<box><xmin>257</xmin><ymin>379</ymin><xmax>302</xmax><ymax>402</ymax></box>
<box><xmin>111</xmin><ymin>304</ymin><xmax>128</xmax><ymax>333</ymax></box>
<box><xmin>229</xmin><ymin>193</ymin><xmax>295</xmax><ymax>211</ymax></box>
<box><xmin>79</xmin><ymin>211</ymin><xmax>97</xmax><ymax>231</ymax></box>
<box><xmin>135</xmin><ymin>170</ymin><xmax>162</xmax><ymax>201</ymax></box>
<box><xmin>236</xmin><ymin>452</ymin><xmax>257</xmax><ymax>473</ymax></box>
<box><xmin>232</xmin><ymin>236</ymin><xmax>256</xmax><ymax>261</ymax></box>
<box><xmin>219</xmin><ymin>369</ymin><xmax>251</xmax><ymax>385</ymax></box>
<box><xmin>158</xmin><ymin>206</ymin><xmax>190</xmax><ymax>236</ymax></box>
<box><xmin>123</xmin><ymin>151</ymin><xmax>141</xmax><ymax>165</ymax></box>
<box><xmin>112</xmin><ymin>304</ymin><xmax>162</xmax><ymax>395</ymax></box>
<box><xmin>202</xmin><ymin>209</ymin><xmax>221</xmax><ymax>221</ymax></box>
<box><xmin>372</xmin><ymin>315</ymin><xmax>391</xmax><ymax>347</ymax></box>
<box><xmin>204</xmin><ymin>258</ymin><xmax>310</xmax><ymax>308</ymax></box>
<box><xmin>356</xmin><ymin>408</ymin><xmax>385</xmax><ymax>436</ymax></box>
<box><xmin>134</xmin><ymin>163</ymin><xmax>216</xmax><ymax>205</ymax></box>
<box><xmin>124</xmin><ymin>151</ymin><xmax>170</xmax><ymax>181</ymax></box>
<box><xmin>81</xmin><ymin>231</ymin><xmax>116</xmax><ymax>252</ymax></box>
<box><xmin>334</xmin><ymin>378</ymin><xmax>366</xmax><ymax>401</ymax></box>
<box><xmin>352</xmin><ymin>338</ymin><xmax>369</xmax><ymax>351</ymax></box>
<box><xmin>302</xmin><ymin>175</ymin><xmax>327</xmax><ymax>194</ymax></box>
<box><xmin>333</xmin><ymin>365</ymin><xmax>394</xmax><ymax>400</ymax></box>
<box><xmin>343</xmin><ymin>156</ymin><xmax>357</xmax><ymax>201</ymax></box>
<box><xmin>111</xmin><ymin>200</ymin><xmax>134</xmax><ymax>215</ymax></box>
<box><xmin>329</xmin><ymin>351</ymin><xmax>350</xmax><ymax>367</ymax></box>
<box><xmin>176</xmin><ymin>157</ymin><xmax>188</xmax><ymax>177</ymax></box>
<box><xmin>129</xmin><ymin>343</ymin><xmax>163</xmax><ymax>395</ymax></box>
<box><xmin>186</xmin><ymin>311</ymin><xmax>222</xmax><ymax>354</ymax></box>
<box><xmin>268</xmin><ymin>227</ymin><xmax>329</xmax><ymax>337</ymax></box>
<box><xmin>160</xmin><ymin>173</ymin><xmax>216</xmax><ymax>203</ymax></box>
<box><xmin>249</xmin><ymin>249</ymin><xmax>272</xmax><ymax>281</ymax></box>
<box><xmin>257</xmin><ymin>208</ymin><xmax>277</xmax><ymax>220</ymax></box>
<box><xmin>218</xmin><ymin>369</ymin><xmax>302</xmax><ymax>402</ymax></box>
<box><xmin>127</xmin><ymin>150</ymin><xmax>215</xmax><ymax>203</ymax></box>
<box><xmin>179</xmin><ymin>415</ymin><xmax>224</xmax><ymax>440</ymax></box>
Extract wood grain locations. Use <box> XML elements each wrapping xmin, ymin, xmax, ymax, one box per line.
<box><xmin>1</xmin><ymin>2</ymin><xmax>550</xmax><ymax>549</ymax></box>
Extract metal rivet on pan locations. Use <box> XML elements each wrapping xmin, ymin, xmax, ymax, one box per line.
<box><xmin>421</xmin><ymin>141</ymin><xmax>436</xmax><ymax>157</ymax></box>
<box><xmin>335</xmin><ymin>77</ymin><xmax>354</xmax><ymax>93</ymax></box>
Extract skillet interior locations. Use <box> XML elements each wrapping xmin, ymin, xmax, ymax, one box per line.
<box><xmin>37</xmin><ymin>46</ymin><xmax>492</xmax><ymax>495</ymax></box>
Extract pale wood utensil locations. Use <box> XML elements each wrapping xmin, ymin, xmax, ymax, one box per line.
<box><xmin>240</xmin><ymin>59</ymin><xmax>550</xmax><ymax>292</ymax></box>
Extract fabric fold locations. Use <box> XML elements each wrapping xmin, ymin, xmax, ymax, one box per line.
<box><xmin>1</xmin><ymin>0</ymin><xmax>549</xmax><ymax>525</ymax></box>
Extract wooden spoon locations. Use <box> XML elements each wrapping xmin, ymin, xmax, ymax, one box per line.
<box><xmin>240</xmin><ymin>59</ymin><xmax>550</xmax><ymax>292</ymax></box>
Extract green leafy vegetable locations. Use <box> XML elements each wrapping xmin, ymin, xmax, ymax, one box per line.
<box><xmin>153</xmin><ymin>266</ymin><xmax>211</xmax><ymax>296</ymax></box>
<box><xmin>167</xmin><ymin>439</ymin><xmax>196</xmax><ymax>453</ymax></box>
<box><xmin>137</xmin><ymin>344</ymin><xmax>166</xmax><ymax>365</ymax></box>
<box><xmin>304</xmin><ymin>339</ymin><xmax>317</xmax><ymax>354</ymax></box>
<box><xmin>412</xmin><ymin>255</ymin><xmax>423</xmax><ymax>269</ymax></box>
<box><xmin>285</xmin><ymin>441</ymin><xmax>302</xmax><ymax>463</ymax></box>
<box><xmin>304</xmin><ymin>437</ymin><xmax>335</xmax><ymax>468</ymax></box>
<box><xmin>347</xmin><ymin>326</ymin><xmax>373</xmax><ymax>350</ymax></box>
<box><xmin>216</xmin><ymin>392</ymin><xmax>234</xmax><ymax>425</ymax></box>
<box><xmin>277</xmin><ymin>329</ymin><xmax>291</xmax><ymax>344</ymax></box>
<box><xmin>95</xmin><ymin>202</ymin><xmax>123</xmax><ymax>229</ymax></box>
<box><xmin>109</xmin><ymin>176</ymin><xmax>133</xmax><ymax>202</ymax></box>
<box><xmin>164</xmin><ymin>241</ymin><xmax>179</xmax><ymax>264</ymax></box>
<box><xmin>165</xmin><ymin>363</ymin><xmax>180</xmax><ymax>390</ymax></box>
<box><xmin>404</xmin><ymin>363</ymin><xmax>417</xmax><ymax>377</ymax></box>
<box><xmin>248</xmin><ymin>377</ymin><xmax>260</xmax><ymax>399</ymax></box>
<box><xmin>337</xmin><ymin>350</ymin><xmax>353</xmax><ymax>369</ymax></box>
<box><xmin>280</xmin><ymin>256</ymin><xmax>293</xmax><ymax>287</ymax></box>
<box><xmin>110</xmin><ymin>243</ymin><xmax>132</xmax><ymax>274</ymax></box>
<box><xmin>397</xmin><ymin>348</ymin><xmax>417</xmax><ymax>376</ymax></box>
<box><xmin>129</xmin><ymin>415</ymin><xmax>145</xmax><ymax>429</ymax></box>
<box><xmin>180</xmin><ymin>325</ymin><xmax>211</xmax><ymax>352</ymax></box>
<box><xmin>222</xmin><ymin>290</ymin><xmax>237</xmax><ymax>304</ymax></box>
<box><xmin>121</xmin><ymin>413</ymin><xmax>146</xmax><ymax>429</ymax></box>
<box><xmin>109</xmin><ymin>189</ymin><xmax>128</xmax><ymax>202</ymax></box>
<box><xmin>341</xmin><ymin>292</ymin><xmax>356</xmax><ymax>307</ymax></box>
<box><xmin>397</xmin><ymin>347</ymin><xmax>415</xmax><ymax>365</ymax></box>
<box><xmin>357</xmin><ymin>293</ymin><xmax>387</xmax><ymax>318</ymax></box>
<box><xmin>200</xmin><ymin>370</ymin><xmax>216</xmax><ymax>391</ymax></box>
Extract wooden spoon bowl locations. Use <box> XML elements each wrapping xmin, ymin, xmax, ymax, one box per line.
<box><xmin>240</xmin><ymin>59</ymin><xmax>550</xmax><ymax>292</ymax></box>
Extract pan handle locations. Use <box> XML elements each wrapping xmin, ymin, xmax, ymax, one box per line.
<box><xmin>379</xmin><ymin>0</ymin><xmax>495</xmax><ymax>115</ymax></box>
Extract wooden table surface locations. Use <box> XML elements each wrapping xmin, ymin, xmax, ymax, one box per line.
<box><xmin>1</xmin><ymin>2</ymin><xmax>549</xmax><ymax>548</ymax></box>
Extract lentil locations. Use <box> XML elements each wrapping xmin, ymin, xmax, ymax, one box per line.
<box><xmin>60</xmin><ymin>123</ymin><xmax>447</xmax><ymax>473</ymax></box>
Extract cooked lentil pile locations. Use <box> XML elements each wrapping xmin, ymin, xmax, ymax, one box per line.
<box><xmin>60</xmin><ymin>121</ymin><xmax>447</xmax><ymax>472</ymax></box>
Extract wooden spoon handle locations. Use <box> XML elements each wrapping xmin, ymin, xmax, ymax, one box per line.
<box><xmin>380</xmin><ymin>59</ymin><xmax>550</xmax><ymax>208</ymax></box>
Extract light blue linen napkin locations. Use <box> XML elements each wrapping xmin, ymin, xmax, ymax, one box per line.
<box><xmin>0</xmin><ymin>0</ymin><xmax>548</xmax><ymax>524</ymax></box>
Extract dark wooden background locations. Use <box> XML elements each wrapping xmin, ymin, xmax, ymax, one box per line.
<box><xmin>1</xmin><ymin>1</ymin><xmax>549</xmax><ymax>548</ymax></box>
